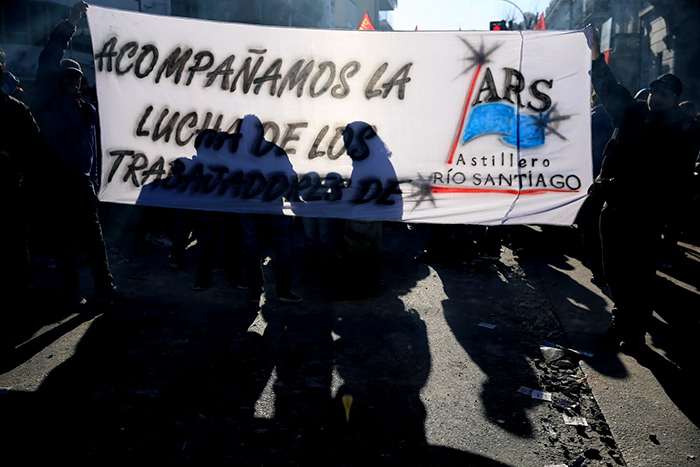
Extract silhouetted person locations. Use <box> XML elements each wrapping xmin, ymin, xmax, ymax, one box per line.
<box><xmin>1</xmin><ymin>49</ymin><xmax>25</xmax><ymax>102</ymax></box>
<box><xmin>589</xmin><ymin>26</ymin><xmax>695</xmax><ymax>351</ymax></box>
<box><xmin>0</xmin><ymin>46</ymin><xmax>47</xmax><ymax>356</ymax></box>
<box><xmin>31</xmin><ymin>2</ymin><xmax>122</xmax><ymax>306</ymax></box>
<box><xmin>577</xmin><ymin>91</ymin><xmax>614</xmax><ymax>284</ymax></box>
<box><xmin>135</xmin><ymin>112</ymin><xmax>302</xmax><ymax>303</ymax></box>
<box><xmin>657</xmin><ymin>100</ymin><xmax>700</xmax><ymax>262</ymax></box>
<box><xmin>192</xmin><ymin>211</ymin><xmax>246</xmax><ymax>291</ymax></box>
<box><xmin>337</xmin><ymin>122</ymin><xmax>403</xmax><ymax>299</ymax></box>
<box><xmin>235</xmin><ymin>115</ymin><xmax>301</xmax><ymax>304</ymax></box>
<box><xmin>301</xmin><ymin>214</ymin><xmax>342</xmax><ymax>294</ymax></box>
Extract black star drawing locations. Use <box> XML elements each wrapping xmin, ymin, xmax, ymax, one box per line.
<box><xmin>532</xmin><ymin>103</ymin><xmax>572</xmax><ymax>142</ymax></box>
<box><xmin>456</xmin><ymin>36</ymin><xmax>502</xmax><ymax>78</ymax></box>
<box><xmin>407</xmin><ymin>173</ymin><xmax>436</xmax><ymax>211</ymax></box>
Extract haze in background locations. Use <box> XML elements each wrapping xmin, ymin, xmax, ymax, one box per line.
<box><xmin>392</xmin><ymin>0</ymin><xmax>551</xmax><ymax>31</ymax></box>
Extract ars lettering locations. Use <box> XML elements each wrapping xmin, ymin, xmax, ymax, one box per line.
<box><xmin>471</xmin><ymin>67</ymin><xmax>553</xmax><ymax>112</ymax></box>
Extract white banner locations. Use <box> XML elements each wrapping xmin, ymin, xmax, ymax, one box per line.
<box><xmin>87</xmin><ymin>6</ymin><xmax>592</xmax><ymax>225</ymax></box>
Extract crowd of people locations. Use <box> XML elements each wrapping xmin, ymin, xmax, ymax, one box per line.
<box><xmin>583</xmin><ymin>25</ymin><xmax>699</xmax><ymax>352</ymax></box>
<box><xmin>1</xmin><ymin>4</ymin><xmax>699</xmax><ymax>358</ymax></box>
<box><xmin>2</xmin><ymin>2</ymin><xmax>119</xmax><ymax>311</ymax></box>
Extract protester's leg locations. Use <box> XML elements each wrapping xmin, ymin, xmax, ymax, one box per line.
<box><xmin>138</xmin><ymin>206</ymin><xmax>174</xmax><ymax>247</ymax></box>
<box><xmin>579</xmin><ymin>195</ymin><xmax>606</xmax><ymax>282</ymax></box>
<box><xmin>600</xmin><ymin>207</ymin><xmax>654</xmax><ymax>346</ymax></box>
<box><xmin>134</xmin><ymin>206</ymin><xmax>154</xmax><ymax>246</ymax></box>
<box><xmin>658</xmin><ymin>213</ymin><xmax>685</xmax><ymax>268</ymax></box>
<box><xmin>301</xmin><ymin>217</ymin><xmax>320</xmax><ymax>283</ymax></box>
<box><xmin>317</xmin><ymin>217</ymin><xmax>338</xmax><ymax>250</ymax></box>
<box><xmin>480</xmin><ymin>225</ymin><xmax>504</xmax><ymax>258</ymax></box>
<box><xmin>79</xmin><ymin>182</ymin><xmax>115</xmax><ymax>295</ymax></box>
<box><xmin>1</xmin><ymin>201</ymin><xmax>30</xmax><ymax>298</ymax></box>
<box><xmin>169</xmin><ymin>209</ymin><xmax>196</xmax><ymax>268</ymax></box>
<box><xmin>302</xmin><ymin>217</ymin><xmax>320</xmax><ymax>247</ymax></box>
<box><xmin>223</xmin><ymin>213</ymin><xmax>247</xmax><ymax>288</ymax></box>
<box><xmin>343</xmin><ymin>220</ymin><xmax>382</xmax><ymax>298</ymax></box>
<box><xmin>51</xmin><ymin>192</ymin><xmax>83</xmax><ymax>303</ymax></box>
<box><xmin>239</xmin><ymin>214</ymin><xmax>264</xmax><ymax>298</ymax></box>
<box><xmin>343</xmin><ymin>220</ymin><xmax>366</xmax><ymax>293</ymax></box>
<box><xmin>418</xmin><ymin>224</ymin><xmax>452</xmax><ymax>262</ymax></box>
<box><xmin>317</xmin><ymin>217</ymin><xmax>340</xmax><ymax>283</ymax></box>
<box><xmin>194</xmin><ymin>212</ymin><xmax>219</xmax><ymax>289</ymax></box>
<box><xmin>365</xmin><ymin>220</ymin><xmax>383</xmax><ymax>296</ymax></box>
<box><xmin>268</xmin><ymin>215</ymin><xmax>295</xmax><ymax>297</ymax></box>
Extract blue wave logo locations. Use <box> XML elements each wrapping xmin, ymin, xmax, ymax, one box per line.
<box><xmin>462</xmin><ymin>103</ymin><xmax>547</xmax><ymax>149</ymax></box>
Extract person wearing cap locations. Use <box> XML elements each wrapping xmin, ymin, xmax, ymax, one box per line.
<box><xmin>587</xmin><ymin>26</ymin><xmax>695</xmax><ymax>352</ymax></box>
<box><xmin>31</xmin><ymin>2</ymin><xmax>122</xmax><ymax>306</ymax></box>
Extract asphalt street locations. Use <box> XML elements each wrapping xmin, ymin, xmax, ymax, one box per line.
<box><xmin>1</xmin><ymin>207</ymin><xmax>698</xmax><ymax>466</ymax></box>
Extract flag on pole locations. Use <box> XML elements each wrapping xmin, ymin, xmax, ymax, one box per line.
<box><xmin>358</xmin><ymin>12</ymin><xmax>375</xmax><ymax>30</ymax></box>
<box><xmin>534</xmin><ymin>13</ymin><xmax>546</xmax><ymax>30</ymax></box>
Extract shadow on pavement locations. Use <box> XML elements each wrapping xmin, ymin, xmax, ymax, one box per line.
<box><xmin>413</xmin><ymin>224</ymin><xmax>563</xmax><ymax>438</ymax></box>
<box><xmin>507</xmin><ymin>224</ymin><xmax>700</xmax><ymax>429</ymax></box>
<box><xmin>437</xmin><ymin>259</ymin><xmax>544</xmax><ymax>438</ymax></box>
<box><xmin>0</xmin><ymin>219</ymin><xmax>513</xmax><ymax>466</ymax></box>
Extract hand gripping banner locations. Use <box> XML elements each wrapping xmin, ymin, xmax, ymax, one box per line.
<box><xmin>87</xmin><ymin>6</ymin><xmax>593</xmax><ymax>225</ymax></box>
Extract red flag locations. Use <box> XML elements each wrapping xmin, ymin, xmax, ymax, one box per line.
<box><xmin>358</xmin><ymin>12</ymin><xmax>375</xmax><ymax>30</ymax></box>
<box><xmin>534</xmin><ymin>13</ymin><xmax>546</xmax><ymax>30</ymax></box>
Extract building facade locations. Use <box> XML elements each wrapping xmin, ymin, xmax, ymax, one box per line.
<box><xmin>545</xmin><ymin>0</ymin><xmax>700</xmax><ymax>103</ymax></box>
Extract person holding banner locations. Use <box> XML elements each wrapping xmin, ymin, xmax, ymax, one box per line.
<box><xmin>588</xmin><ymin>26</ymin><xmax>695</xmax><ymax>352</ymax></box>
<box><xmin>30</xmin><ymin>2</ymin><xmax>122</xmax><ymax>306</ymax></box>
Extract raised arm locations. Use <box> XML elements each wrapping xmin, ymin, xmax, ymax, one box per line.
<box><xmin>37</xmin><ymin>2</ymin><xmax>87</xmax><ymax>75</ymax></box>
<box><xmin>33</xmin><ymin>2</ymin><xmax>88</xmax><ymax>113</ymax></box>
<box><xmin>68</xmin><ymin>1</ymin><xmax>88</xmax><ymax>27</ymax></box>
<box><xmin>586</xmin><ymin>25</ymin><xmax>636</xmax><ymax>127</ymax></box>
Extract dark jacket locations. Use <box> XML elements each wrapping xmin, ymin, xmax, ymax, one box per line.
<box><xmin>31</xmin><ymin>20</ymin><xmax>98</xmax><ymax>186</ymax></box>
<box><xmin>591</xmin><ymin>56</ymin><xmax>694</xmax><ymax>219</ymax></box>
<box><xmin>591</xmin><ymin>102</ymin><xmax>613</xmax><ymax>178</ymax></box>
<box><xmin>0</xmin><ymin>93</ymin><xmax>46</xmax><ymax>196</ymax></box>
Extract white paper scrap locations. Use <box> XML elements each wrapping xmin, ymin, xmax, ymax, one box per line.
<box><xmin>517</xmin><ymin>386</ymin><xmax>552</xmax><ymax>401</ymax></box>
<box><xmin>478</xmin><ymin>322</ymin><xmax>497</xmax><ymax>329</ymax></box>
<box><xmin>563</xmin><ymin>414</ymin><xmax>589</xmax><ymax>426</ymax></box>
<box><xmin>555</xmin><ymin>398</ymin><xmax>578</xmax><ymax>410</ymax></box>
<box><xmin>531</xmin><ymin>390</ymin><xmax>553</xmax><ymax>401</ymax></box>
